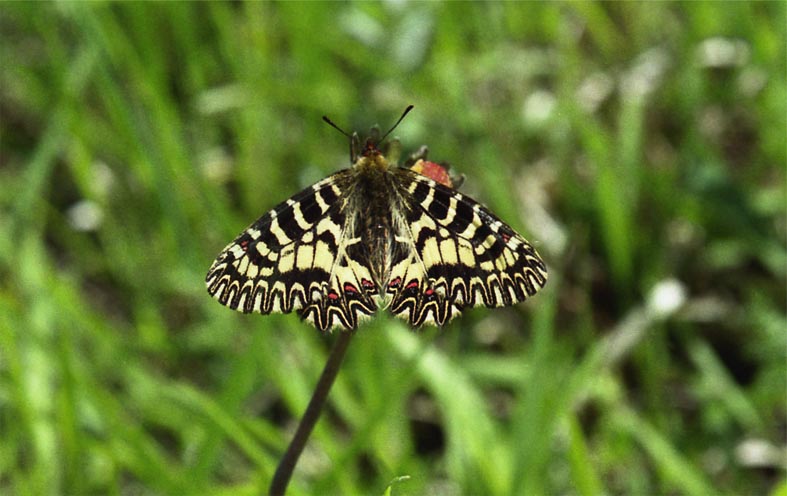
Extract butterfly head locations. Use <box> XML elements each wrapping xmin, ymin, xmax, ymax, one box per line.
<box><xmin>352</xmin><ymin>130</ymin><xmax>383</xmax><ymax>159</ymax></box>
<box><xmin>350</xmin><ymin>131</ymin><xmax>389</xmax><ymax>172</ymax></box>
<box><xmin>323</xmin><ymin>105</ymin><xmax>414</xmax><ymax>166</ymax></box>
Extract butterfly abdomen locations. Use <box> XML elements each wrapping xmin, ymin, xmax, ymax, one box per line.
<box><xmin>344</xmin><ymin>164</ymin><xmax>402</xmax><ymax>292</ymax></box>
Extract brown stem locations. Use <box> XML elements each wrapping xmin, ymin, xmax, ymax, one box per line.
<box><xmin>269</xmin><ymin>330</ymin><xmax>354</xmax><ymax>495</ymax></box>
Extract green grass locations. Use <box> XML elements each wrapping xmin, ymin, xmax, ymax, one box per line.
<box><xmin>1</xmin><ymin>2</ymin><xmax>785</xmax><ymax>495</ymax></box>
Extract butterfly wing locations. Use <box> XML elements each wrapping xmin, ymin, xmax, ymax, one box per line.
<box><xmin>205</xmin><ymin>171</ymin><xmax>377</xmax><ymax>331</ymax></box>
<box><xmin>385</xmin><ymin>170</ymin><xmax>548</xmax><ymax>326</ymax></box>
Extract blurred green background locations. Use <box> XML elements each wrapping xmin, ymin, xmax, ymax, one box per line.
<box><xmin>1</xmin><ymin>2</ymin><xmax>785</xmax><ymax>495</ymax></box>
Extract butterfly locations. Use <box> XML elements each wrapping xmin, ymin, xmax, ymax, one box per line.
<box><xmin>205</xmin><ymin>106</ymin><xmax>547</xmax><ymax>331</ymax></box>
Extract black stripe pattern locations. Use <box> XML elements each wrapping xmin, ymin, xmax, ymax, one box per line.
<box><xmin>206</xmin><ymin>142</ymin><xmax>548</xmax><ymax>331</ymax></box>
<box><xmin>384</xmin><ymin>170</ymin><xmax>547</xmax><ymax>326</ymax></box>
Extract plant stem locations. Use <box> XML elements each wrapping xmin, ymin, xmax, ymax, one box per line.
<box><xmin>269</xmin><ymin>330</ymin><xmax>355</xmax><ymax>496</ymax></box>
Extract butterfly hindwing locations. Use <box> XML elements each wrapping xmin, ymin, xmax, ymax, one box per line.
<box><xmin>385</xmin><ymin>170</ymin><xmax>548</xmax><ymax>327</ymax></box>
<box><xmin>205</xmin><ymin>171</ymin><xmax>377</xmax><ymax>331</ymax></box>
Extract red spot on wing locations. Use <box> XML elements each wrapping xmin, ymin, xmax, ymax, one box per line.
<box><xmin>424</xmin><ymin>288</ymin><xmax>434</xmax><ymax>296</ymax></box>
<box><xmin>361</xmin><ymin>279</ymin><xmax>375</xmax><ymax>290</ymax></box>
<box><xmin>411</xmin><ymin>159</ymin><xmax>453</xmax><ymax>188</ymax></box>
<box><xmin>327</xmin><ymin>291</ymin><xmax>340</xmax><ymax>301</ymax></box>
<box><xmin>405</xmin><ymin>280</ymin><xmax>419</xmax><ymax>290</ymax></box>
<box><xmin>388</xmin><ymin>277</ymin><xmax>402</xmax><ymax>289</ymax></box>
<box><xmin>344</xmin><ymin>283</ymin><xmax>358</xmax><ymax>295</ymax></box>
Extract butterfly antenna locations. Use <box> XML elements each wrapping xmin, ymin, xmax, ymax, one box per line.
<box><xmin>322</xmin><ymin>115</ymin><xmax>351</xmax><ymax>138</ymax></box>
<box><xmin>323</xmin><ymin>114</ymin><xmax>359</xmax><ymax>162</ymax></box>
<box><xmin>378</xmin><ymin>105</ymin><xmax>414</xmax><ymax>144</ymax></box>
